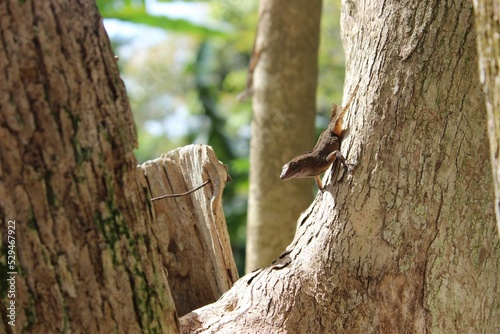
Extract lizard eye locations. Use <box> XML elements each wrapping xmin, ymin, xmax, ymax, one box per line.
<box><xmin>290</xmin><ymin>161</ymin><xmax>297</xmax><ymax>168</ymax></box>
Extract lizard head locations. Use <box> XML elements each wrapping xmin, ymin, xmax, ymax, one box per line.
<box><xmin>280</xmin><ymin>160</ymin><xmax>300</xmax><ymax>180</ymax></box>
<box><xmin>280</xmin><ymin>155</ymin><xmax>327</xmax><ymax>180</ymax></box>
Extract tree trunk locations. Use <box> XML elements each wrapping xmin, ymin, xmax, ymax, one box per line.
<box><xmin>181</xmin><ymin>0</ymin><xmax>500</xmax><ymax>332</ymax></box>
<box><xmin>0</xmin><ymin>1</ymin><xmax>180</xmax><ymax>332</ymax></box>
<box><xmin>473</xmin><ymin>0</ymin><xmax>500</xmax><ymax>235</ymax></box>
<box><xmin>246</xmin><ymin>0</ymin><xmax>322</xmax><ymax>272</ymax></box>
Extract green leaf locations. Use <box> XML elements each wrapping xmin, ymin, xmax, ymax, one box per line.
<box><xmin>96</xmin><ymin>1</ymin><xmax>227</xmax><ymax>38</ymax></box>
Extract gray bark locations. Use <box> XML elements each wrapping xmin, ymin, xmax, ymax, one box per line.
<box><xmin>181</xmin><ymin>0</ymin><xmax>500</xmax><ymax>332</ymax></box>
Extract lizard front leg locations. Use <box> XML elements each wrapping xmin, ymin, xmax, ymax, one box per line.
<box><xmin>314</xmin><ymin>151</ymin><xmax>347</xmax><ymax>190</ymax></box>
<box><xmin>326</xmin><ymin>150</ymin><xmax>348</xmax><ymax>171</ymax></box>
<box><xmin>315</xmin><ymin>175</ymin><xmax>324</xmax><ymax>190</ymax></box>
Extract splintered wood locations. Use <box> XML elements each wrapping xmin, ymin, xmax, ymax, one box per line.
<box><xmin>137</xmin><ymin>144</ymin><xmax>238</xmax><ymax>316</ymax></box>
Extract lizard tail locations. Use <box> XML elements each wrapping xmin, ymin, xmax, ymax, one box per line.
<box><xmin>331</xmin><ymin>82</ymin><xmax>360</xmax><ymax>137</ymax></box>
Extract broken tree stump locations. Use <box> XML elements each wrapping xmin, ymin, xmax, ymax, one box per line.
<box><xmin>137</xmin><ymin>144</ymin><xmax>238</xmax><ymax>316</ymax></box>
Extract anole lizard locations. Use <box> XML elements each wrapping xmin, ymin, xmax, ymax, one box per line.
<box><xmin>280</xmin><ymin>84</ymin><xmax>359</xmax><ymax>190</ymax></box>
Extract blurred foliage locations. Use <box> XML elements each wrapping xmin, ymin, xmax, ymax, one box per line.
<box><xmin>97</xmin><ymin>0</ymin><xmax>343</xmax><ymax>275</ymax></box>
<box><xmin>97</xmin><ymin>0</ymin><xmax>227</xmax><ymax>37</ymax></box>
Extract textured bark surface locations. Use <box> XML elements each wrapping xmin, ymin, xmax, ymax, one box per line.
<box><xmin>138</xmin><ymin>145</ymin><xmax>238</xmax><ymax>317</ymax></box>
<box><xmin>246</xmin><ymin>0</ymin><xmax>321</xmax><ymax>272</ymax></box>
<box><xmin>473</xmin><ymin>0</ymin><xmax>500</xmax><ymax>235</ymax></box>
<box><xmin>0</xmin><ymin>1</ymin><xmax>178</xmax><ymax>333</ymax></box>
<box><xmin>181</xmin><ymin>0</ymin><xmax>500</xmax><ymax>332</ymax></box>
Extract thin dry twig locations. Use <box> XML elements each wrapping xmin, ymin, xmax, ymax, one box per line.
<box><xmin>150</xmin><ymin>179</ymin><xmax>210</xmax><ymax>201</ymax></box>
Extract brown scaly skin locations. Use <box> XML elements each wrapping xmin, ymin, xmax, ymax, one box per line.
<box><xmin>280</xmin><ymin>84</ymin><xmax>358</xmax><ymax>190</ymax></box>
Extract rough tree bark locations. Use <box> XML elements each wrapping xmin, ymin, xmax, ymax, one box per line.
<box><xmin>246</xmin><ymin>0</ymin><xmax>321</xmax><ymax>272</ymax></box>
<box><xmin>181</xmin><ymin>0</ymin><xmax>500</xmax><ymax>332</ymax></box>
<box><xmin>473</xmin><ymin>0</ymin><xmax>500</xmax><ymax>235</ymax></box>
<box><xmin>0</xmin><ymin>1</ymin><xmax>184</xmax><ymax>333</ymax></box>
<box><xmin>0</xmin><ymin>2</ymin><xmax>239</xmax><ymax>333</ymax></box>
